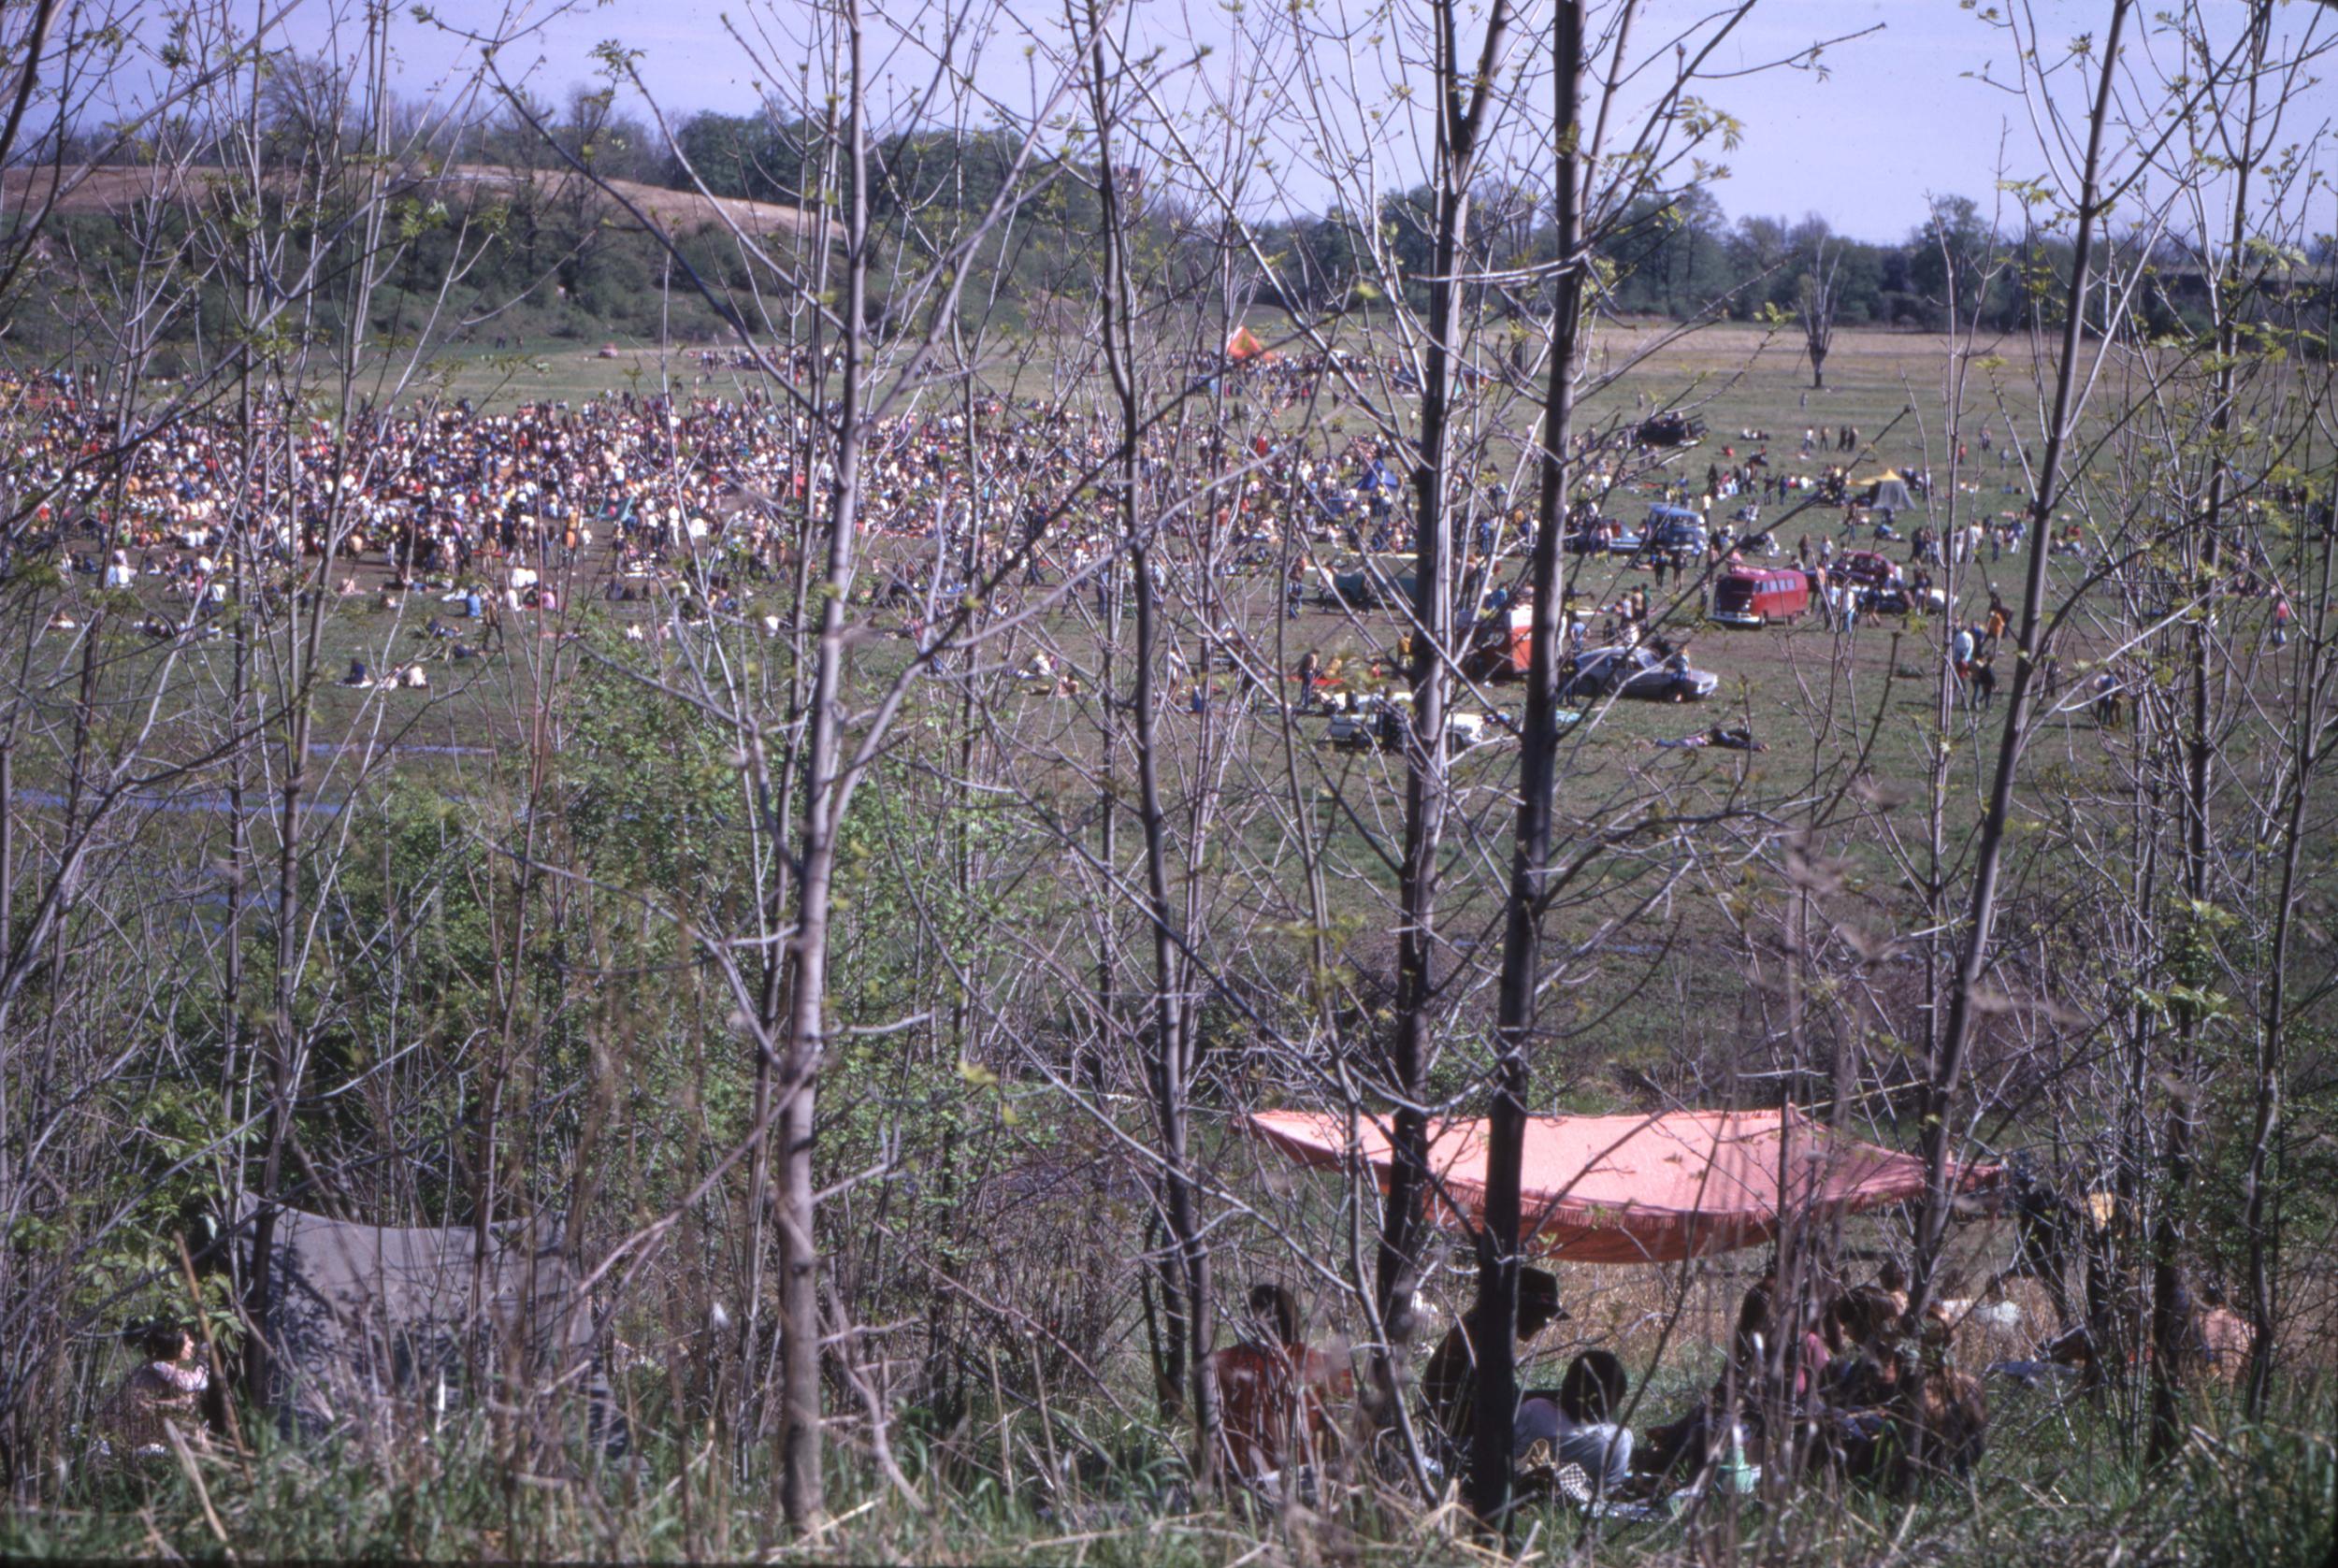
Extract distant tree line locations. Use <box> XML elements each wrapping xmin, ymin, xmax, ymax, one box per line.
<box><xmin>1258</xmin><ymin>182</ymin><xmax>2335</xmax><ymax>346</ymax></box>
<box><xmin>24</xmin><ymin>89</ymin><xmax>2336</xmax><ymax>353</ymax></box>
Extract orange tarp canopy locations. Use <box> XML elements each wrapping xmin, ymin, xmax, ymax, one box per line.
<box><xmin>1245</xmin><ymin>1108</ymin><xmax>1996</xmax><ymax>1264</ymax></box>
<box><xmin>1224</xmin><ymin>324</ymin><xmax>1275</xmax><ymax>363</ymax></box>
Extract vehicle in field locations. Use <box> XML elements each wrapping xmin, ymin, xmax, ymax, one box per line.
<box><xmin>1710</xmin><ymin>566</ymin><xmax>1813</xmax><ymax>626</ymax></box>
<box><xmin>1858</xmin><ymin>577</ymin><xmax>1956</xmax><ymax>617</ymax></box>
<box><xmin>1557</xmin><ymin>644</ymin><xmax>1720</xmax><ymax>703</ymax></box>
<box><xmin>1833</xmin><ymin>549</ymin><xmax>1900</xmax><ymax>589</ymax></box>
<box><xmin>1636</xmin><ymin>411</ymin><xmax>1706</xmax><ymax>449</ymax></box>
<box><xmin>1564</xmin><ymin>518</ymin><xmax>1644</xmax><ymax>554</ymax></box>
<box><xmin>1463</xmin><ymin>605</ymin><xmax>1535</xmax><ymax>680</ymax></box>
<box><xmin>1644</xmin><ymin>504</ymin><xmax>1708</xmax><ymax>554</ymax></box>
<box><xmin>1321</xmin><ymin>553</ymin><xmax>1418</xmax><ymax>608</ymax></box>
<box><xmin>1324</xmin><ymin>701</ymin><xmax>1395</xmax><ymax>750</ymax></box>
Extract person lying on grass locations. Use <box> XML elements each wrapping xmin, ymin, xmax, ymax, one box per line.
<box><xmin>1652</xmin><ymin>726</ymin><xmax>1765</xmax><ymax>752</ymax></box>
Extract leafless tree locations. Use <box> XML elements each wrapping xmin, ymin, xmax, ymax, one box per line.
<box><xmin>1797</xmin><ymin>242</ymin><xmax>1841</xmax><ymax>391</ymax></box>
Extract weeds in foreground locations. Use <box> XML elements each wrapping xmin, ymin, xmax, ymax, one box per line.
<box><xmin>6</xmin><ymin>1384</ymin><xmax>2329</xmax><ymax>1564</ymax></box>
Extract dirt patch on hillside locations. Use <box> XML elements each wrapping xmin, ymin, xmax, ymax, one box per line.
<box><xmin>3</xmin><ymin>162</ymin><xmax>826</xmax><ymax>241</ymax></box>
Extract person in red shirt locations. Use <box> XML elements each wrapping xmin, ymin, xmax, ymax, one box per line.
<box><xmin>1204</xmin><ymin>1283</ymin><xmax>1352</xmax><ymax>1480</ymax></box>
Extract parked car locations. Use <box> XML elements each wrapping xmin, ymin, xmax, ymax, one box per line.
<box><xmin>1564</xmin><ymin>518</ymin><xmax>1644</xmax><ymax>554</ymax></box>
<box><xmin>1557</xmin><ymin>644</ymin><xmax>1721</xmax><ymax>703</ymax></box>
<box><xmin>1833</xmin><ymin>549</ymin><xmax>1900</xmax><ymax>589</ymax></box>
<box><xmin>1644</xmin><ymin>504</ymin><xmax>1708</xmax><ymax>554</ymax></box>
<box><xmin>1637</xmin><ymin>412</ymin><xmax>1706</xmax><ymax>449</ymax></box>
<box><xmin>1710</xmin><ymin>566</ymin><xmax>1813</xmax><ymax>626</ymax></box>
<box><xmin>1444</xmin><ymin>711</ymin><xmax>1489</xmax><ymax>748</ymax></box>
<box><xmin>1856</xmin><ymin>583</ymin><xmax>1924</xmax><ymax>616</ymax></box>
<box><xmin>1464</xmin><ymin>606</ymin><xmax>1536</xmax><ymax>680</ymax></box>
<box><xmin>1325</xmin><ymin>702</ymin><xmax>1400</xmax><ymax>751</ymax></box>
<box><xmin>1322</xmin><ymin>553</ymin><xmax>1418</xmax><ymax>608</ymax></box>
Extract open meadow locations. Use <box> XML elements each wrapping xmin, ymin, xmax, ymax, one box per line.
<box><xmin>172</xmin><ymin>321</ymin><xmax>2313</xmax><ymax>1083</ymax></box>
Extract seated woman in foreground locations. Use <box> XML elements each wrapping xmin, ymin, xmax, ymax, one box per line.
<box><xmin>1204</xmin><ymin>1283</ymin><xmax>1352</xmax><ymax>1482</ymax></box>
<box><xmin>1818</xmin><ymin>1295</ymin><xmax>1987</xmax><ymax>1486</ymax></box>
<box><xmin>1517</xmin><ymin>1349</ymin><xmax>1635</xmax><ymax>1493</ymax></box>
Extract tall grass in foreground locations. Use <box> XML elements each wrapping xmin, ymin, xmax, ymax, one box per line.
<box><xmin>6</xmin><ymin>1381</ymin><xmax>2328</xmax><ymax>1564</ymax></box>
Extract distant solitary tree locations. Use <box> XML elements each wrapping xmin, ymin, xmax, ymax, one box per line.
<box><xmin>1797</xmin><ymin>242</ymin><xmax>1842</xmax><ymax>389</ymax></box>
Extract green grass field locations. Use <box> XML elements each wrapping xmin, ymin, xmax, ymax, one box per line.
<box><xmin>100</xmin><ymin>318</ymin><xmax>2305</xmax><ymax>1083</ymax></box>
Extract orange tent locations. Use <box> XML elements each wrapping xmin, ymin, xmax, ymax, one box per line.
<box><xmin>1223</xmin><ymin>324</ymin><xmax>1275</xmax><ymax>364</ymax></box>
<box><xmin>1244</xmin><ymin>1108</ymin><xmax>1997</xmax><ymax>1264</ymax></box>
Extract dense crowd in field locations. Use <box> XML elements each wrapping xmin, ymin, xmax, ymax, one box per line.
<box><xmin>2</xmin><ymin>364</ymin><xmax>2301</xmax><ymax>723</ymax></box>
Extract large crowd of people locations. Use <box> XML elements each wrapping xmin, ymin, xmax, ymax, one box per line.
<box><xmin>6</xmin><ymin>375</ymin><xmax>1484</xmax><ymax>620</ymax></box>
<box><xmin>6</xmin><ymin>359</ymin><xmax>2294</xmax><ymax>739</ymax></box>
<box><xmin>4</xmin><ymin>360</ymin><xmax>1997</xmax><ymax>613</ymax></box>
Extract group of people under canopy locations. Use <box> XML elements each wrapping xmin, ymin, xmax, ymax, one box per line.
<box><xmin>1200</xmin><ymin>1108</ymin><xmax>2000</xmax><ymax>1502</ymax></box>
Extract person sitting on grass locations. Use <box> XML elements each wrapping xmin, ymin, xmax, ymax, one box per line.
<box><xmin>1422</xmin><ymin>1266</ymin><xmax>1567</xmax><ymax>1457</ymax></box>
<box><xmin>1821</xmin><ymin>1300</ymin><xmax>1986</xmax><ymax>1487</ymax></box>
<box><xmin>1640</xmin><ymin>1272</ymin><xmax>1825</xmax><ymax>1481</ymax></box>
<box><xmin>1517</xmin><ymin>1349</ymin><xmax>1635</xmax><ymax>1494</ymax></box>
<box><xmin>95</xmin><ymin>1321</ymin><xmax>210</xmax><ymax>1462</ymax></box>
<box><xmin>1204</xmin><ymin>1283</ymin><xmax>1353</xmax><ymax>1483</ymax></box>
<box><xmin>1819</xmin><ymin>1284</ymin><xmax>1907</xmax><ymax>1412</ymax></box>
<box><xmin>1876</xmin><ymin>1258</ymin><xmax>1911</xmax><ymax>1319</ymax></box>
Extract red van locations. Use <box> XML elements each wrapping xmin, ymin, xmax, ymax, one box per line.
<box><xmin>1464</xmin><ymin>605</ymin><xmax>1537</xmax><ymax>678</ymax></box>
<box><xmin>1710</xmin><ymin>566</ymin><xmax>1812</xmax><ymax>626</ymax></box>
